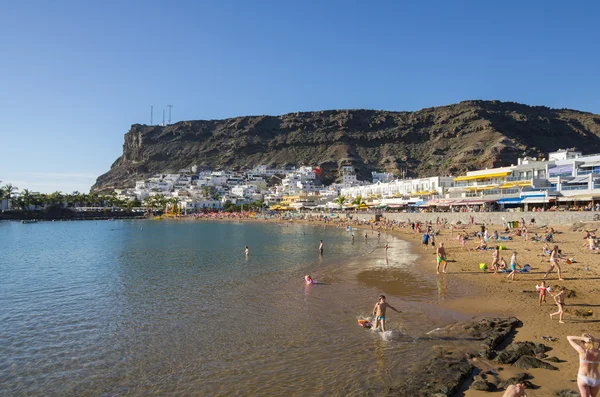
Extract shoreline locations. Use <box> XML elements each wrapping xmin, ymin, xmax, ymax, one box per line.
<box><xmin>16</xmin><ymin>213</ymin><xmax>597</xmax><ymax>394</ymax></box>
<box><xmin>198</xmin><ymin>214</ymin><xmax>598</xmax><ymax>395</ymax></box>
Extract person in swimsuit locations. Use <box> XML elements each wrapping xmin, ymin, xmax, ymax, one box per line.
<box><xmin>497</xmin><ymin>257</ymin><xmax>508</xmax><ymax>271</ymax></box>
<box><xmin>491</xmin><ymin>246</ymin><xmax>500</xmax><ymax>274</ymax></box>
<box><xmin>550</xmin><ymin>287</ymin><xmax>567</xmax><ymax>324</ymax></box>
<box><xmin>544</xmin><ymin>245</ymin><xmax>564</xmax><ymax>280</ymax></box>
<box><xmin>536</xmin><ymin>281</ymin><xmax>548</xmax><ymax>306</ymax></box>
<box><xmin>567</xmin><ymin>333</ymin><xmax>600</xmax><ymax>396</ymax></box>
<box><xmin>372</xmin><ymin>295</ymin><xmax>401</xmax><ymax>332</ymax></box>
<box><xmin>506</xmin><ymin>251</ymin><xmax>521</xmax><ymax>281</ymax></box>
<box><xmin>319</xmin><ymin>240</ymin><xmax>324</xmax><ymax>255</ymax></box>
<box><xmin>436</xmin><ymin>242</ymin><xmax>447</xmax><ymax>275</ymax></box>
<box><xmin>245</xmin><ymin>246</ymin><xmax>249</xmax><ymax>256</ymax></box>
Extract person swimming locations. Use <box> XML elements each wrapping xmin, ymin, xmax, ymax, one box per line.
<box><xmin>305</xmin><ymin>275</ymin><xmax>316</xmax><ymax>285</ymax></box>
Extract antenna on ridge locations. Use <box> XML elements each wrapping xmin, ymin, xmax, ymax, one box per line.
<box><xmin>167</xmin><ymin>105</ymin><xmax>173</xmax><ymax>124</ymax></box>
<box><xmin>150</xmin><ymin>105</ymin><xmax>153</xmax><ymax>125</ymax></box>
<box><xmin>162</xmin><ymin>109</ymin><xmax>165</xmax><ymax>127</ymax></box>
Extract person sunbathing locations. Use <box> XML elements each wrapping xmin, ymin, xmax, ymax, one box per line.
<box><xmin>585</xmin><ymin>236</ymin><xmax>598</xmax><ymax>250</ymax></box>
<box><xmin>475</xmin><ymin>239</ymin><xmax>488</xmax><ymax>251</ymax></box>
<box><xmin>538</xmin><ymin>243</ymin><xmax>551</xmax><ymax>257</ymax></box>
<box><xmin>497</xmin><ymin>257</ymin><xmax>508</xmax><ymax>271</ymax></box>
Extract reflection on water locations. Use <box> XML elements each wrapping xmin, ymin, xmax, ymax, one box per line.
<box><xmin>1</xmin><ymin>221</ymin><xmax>468</xmax><ymax>396</ymax></box>
<box><xmin>437</xmin><ymin>275</ymin><xmax>448</xmax><ymax>300</ymax></box>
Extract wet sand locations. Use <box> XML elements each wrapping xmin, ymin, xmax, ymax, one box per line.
<box><xmin>387</xmin><ymin>220</ymin><xmax>600</xmax><ymax>396</ymax></box>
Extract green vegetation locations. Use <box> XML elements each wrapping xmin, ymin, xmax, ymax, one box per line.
<box><xmin>0</xmin><ymin>182</ymin><xmax>142</xmax><ymax>212</ymax></box>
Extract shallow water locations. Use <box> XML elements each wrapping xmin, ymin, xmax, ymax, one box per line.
<box><xmin>0</xmin><ymin>220</ymin><xmax>469</xmax><ymax>396</ymax></box>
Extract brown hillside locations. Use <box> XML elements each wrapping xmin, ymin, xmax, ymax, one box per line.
<box><xmin>92</xmin><ymin>100</ymin><xmax>600</xmax><ymax>191</ymax></box>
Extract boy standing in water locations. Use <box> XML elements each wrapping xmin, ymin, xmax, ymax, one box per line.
<box><xmin>372</xmin><ymin>295</ymin><xmax>401</xmax><ymax>332</ymax></box>
<box><xmin>436</xmin><ymin>242</ymin><xmax>447</xmax><ymax>274</ymax></box>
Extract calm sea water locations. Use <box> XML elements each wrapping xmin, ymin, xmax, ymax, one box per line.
<box><xmin>0</xmin><ymin>220</ymin><xmax>469</xmax><ymax>396</ymax></box>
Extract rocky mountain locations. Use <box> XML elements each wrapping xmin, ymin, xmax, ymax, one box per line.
<box><xmin>92</xmin><ymin>100</ymin><xmax>600</xmax><ymax>191</ymax></box>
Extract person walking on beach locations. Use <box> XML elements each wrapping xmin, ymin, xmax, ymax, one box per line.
<box><xmin>550</xmin><ymin>287</ymin><xmax>567</xmax><ymax>324</ymax></box>
<box><xmin>491</xmin><ymin>246</ymin><xmax>500</xmax><ymax>274</ymax></box>
<box><xmin>372</xmin><ymin>295</ymin><xmax>401</xmax><ymax>332</ymax></box>
<box><xmin>544</xmin><ymin>245</ymin><xmax>564</xmax><ymax>280</ymax></box>
<box><xmin>319</xmin><ymin>240</ymin><xmax>324</xmax><ymax>255</ymax></box>
<box><xmin>506</xmin><ymin>251</ymin><xmax>521</xmax><ymax>281</ymax></box>
<box><xmin>436</xmin><ymin>242</ymin><xmax>447</xmax><ymax>274</ymax></box>
<box><xmin>422</xmin><ymin>232</ymin><xmax>429</xmax><ymax>250</ymax></box>
<box><xmin>567</xmin><ymin>333</ymin><xmax>600</xmax><ymax>396</ymax></box>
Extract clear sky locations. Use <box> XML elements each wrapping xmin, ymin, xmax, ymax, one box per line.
<box><xmin>1</xmin><ymin>0</ymin><xmax>599</xmax><ymax>193</ymax></box>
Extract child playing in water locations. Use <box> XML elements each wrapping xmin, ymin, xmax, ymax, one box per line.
<box><xmin>304</xmin><ymin>275</ymin><xmax>315</xmax><ymax>285</ymax></box>
<box><xmin>372</xmin><ymin>295</ymin><xmax>401</xmax><ymax>332</ymax></box>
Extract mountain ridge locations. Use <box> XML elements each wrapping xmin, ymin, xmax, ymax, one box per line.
<box><xmin>91</xmin><ymin>100</ymin><xmax>600</xmax><ymax>191</ymax></box>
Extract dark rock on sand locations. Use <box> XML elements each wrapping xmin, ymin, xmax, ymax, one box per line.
<box><xmin>546</xmin><ymin>356</ymin><xmax>564</xmax><ymax>363</ymax></box>
<box><xmin>386</xmin><ymin>317</ymin><xmax>521</xmax><ymax>396</ymax></box>
<box><xmin>495</xmin><ymin>341</ymin><xmax>550</xmax><ymax>364</ymax></box>
<box><xmin>385</xmin><ymin>357</ymin><xmax>473</xmax><ymax>397</ymax></box>
<box><xmin>498</xmin><ymin>373</ymin><xmax>536</xmax><ymax>389</ymax></box>
<box><xmin>557</xmin><ymin>389</ymin><xmax>581</xmax><ymax>397</ymax></box>
<box><xmin>513</xmin><ymin>355</ymin><xmax>558</xmax><ymax>370</ymax></box>
<box><xmin>470</xmin><ymin>379</ymin><xmax>496</xmax><ymax>391</ymax></box>
<box><xmin>470</xmin><ymin>372</ymin><xmax>497</xmax><ymax>391</ymax></box>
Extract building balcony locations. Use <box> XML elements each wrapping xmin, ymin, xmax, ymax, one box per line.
<box><xmin>561</xmin><ymin>185</ymin><xmax>589</xmax><ymax>191</ymax></box>
<box><xmin>576</xmin><ymin>169</ymin><xmax>596</xmax><ymax>176</ymax></box>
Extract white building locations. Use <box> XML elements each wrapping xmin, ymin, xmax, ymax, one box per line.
<box><xmin>372</xmin><ymin>171</ymin><xmax>395</xmax><ymax>183</ymax></box>
<box><xmin>341</xmin><ymin>176</ymin><xmax>454</xmax><ymax>201</ymax></box>
<box><xmin>179</xmin><ymin>198</ymin><xmax>222</xmax><ymax>212</ymax></box>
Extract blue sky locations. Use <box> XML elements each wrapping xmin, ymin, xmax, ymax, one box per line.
<box><xmin>1</xmin><ymin>0</ymin><xmax>599</xmax><ymax>193</ymax></box>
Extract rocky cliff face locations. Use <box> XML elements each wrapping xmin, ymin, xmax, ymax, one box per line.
<box><xmin>92</xmin><ymin>100</ymin><xmax>600</xmax><ymax>191</ymax></box>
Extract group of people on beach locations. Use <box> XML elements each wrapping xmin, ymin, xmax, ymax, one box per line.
<box><xmin>267</xmin><ymin>214</ymin><xmax>600</xmax><ymax>395</ymax></box>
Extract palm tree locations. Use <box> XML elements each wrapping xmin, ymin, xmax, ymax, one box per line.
<box><xmin>334</xmin><ymin>195</ymin><xmax>347</xmax><ymax>209</ymax></box>
<box><xmin>352</xmin><ymin>195</ymin><xmax>365</xmax><ymax>206</ymax></box>
<box><xmin>201</xmin><ymin>186</ymin><xmax>212</xmax><ymax>198</ymax></box>
<box><xmin>86</xmin><ymin>192</ymin><xmax>99</xmax><ymax>207</ymax></box>
<box><xmin>20</xmin><ymin>189</ymin><xmax>33</xmax><ymax>211</ymax></box>
<box><xmin>31</xmin><ymin>192</ymin><xmax>44</xmax><ymax>209</ymax></box>
<box><xmin>47</xmin><ymin>191</ymin><xmax>64</xmax><ymax>207</ymax></box>
<box><xmin>2</xmin><ymin>184</ymin><xmax>17</xmax><ymax>209</ymax></box>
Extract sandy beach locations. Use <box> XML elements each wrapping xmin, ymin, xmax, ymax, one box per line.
<box><xmin>381</xmin><ymin>218</ymin><xmax>600</xmax><ymax>396</ymax></box>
